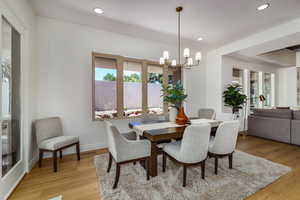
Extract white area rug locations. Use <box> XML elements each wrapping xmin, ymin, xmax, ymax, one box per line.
<box><xmin>94</xmin><ymin>151</ymin><xmax>291</xmax><ymax>200</ymax></box>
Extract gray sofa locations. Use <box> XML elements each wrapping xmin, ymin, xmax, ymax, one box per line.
<box><xmin>248</xmin><ymin>109</ymin><xmax>297</xmax><ymax>144</ymax></box>
<box><xmin>292</xmin><ymin>111</ymin><xmax>300</xmax><ymax>145</ymax></box>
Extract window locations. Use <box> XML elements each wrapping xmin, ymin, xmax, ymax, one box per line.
<box><xmin>123</xmin><ymin>61</ymin><xmax>142</xmax><ymax>117</ymax></box>
<box><xmin>92</xmin><ymin>53</ymin><xmax>180</xmax><ymax>120</ymax></box>
<box><xmin>250</xmin><ymin>71</ymin><xmax>259</xmax><ymax>108</ymax></box>
<box><xmin>94</xmin><ymin>57</ymin><xmax>118</xmax><ymax>120</ymax></box>
<box><xmin>263</xmin><ymin>72</ymin><xmax>272</xmax><ymax>107</ymax></box>
<box><xmin>232</xmin><ymin>68</ymin><xmax>244</xmax><ymax>90</ymax></box>
<box><xmin>147</xmin><ymin>65</ymin><xmax>163</xmax><ymax>115</ymax></box>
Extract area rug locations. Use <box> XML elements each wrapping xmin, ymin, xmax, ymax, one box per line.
<box><xmin>94</xmin><ymin>151</ymin><xmax>291</xmax><ymax>200</ymax></box>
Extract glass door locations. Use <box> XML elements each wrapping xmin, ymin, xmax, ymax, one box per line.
<box><xmin>1</xmin><ymin>17</ymin><xmax>21</xmax><ymax>177</ymax></box>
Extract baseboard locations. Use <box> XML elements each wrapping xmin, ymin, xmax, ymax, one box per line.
<box><xmin>28</xmin><ymin>143</ymin><xmax>106</xmax><ymax>170</ymax></box>
<box><xmin>28</xmin><ymin>152</ymin><xmax>39</xmax><ymax>172</ymax></box>
<box><xmin>3</xmin><ymin>171</ymin><xmax>26</xmax><ymax>200</ymax></box>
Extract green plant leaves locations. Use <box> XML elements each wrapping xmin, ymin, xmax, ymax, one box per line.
<box><xmin>223</xmin><ymin>83</ymin><xmax>247</xmax><ymax>110</ymax></box>
<box><xmin>161</xmin><ymin>80</ymin><xmax>187</xmax><ymax>109</ymax></box>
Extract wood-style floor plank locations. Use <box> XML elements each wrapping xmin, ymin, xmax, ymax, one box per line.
<box><xmin>8</xmin><ymin>136</ymin><xmax>300</xmax><ymax>200</ymax></box>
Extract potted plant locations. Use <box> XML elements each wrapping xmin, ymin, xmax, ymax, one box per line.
<box><xmin>161</xmin><ymin>81</ymin><xmax>188</xmax><ymax>124</ymax></box>
<box><xmin>223</xmin><ymin>82</ymin><xmax>247</xmax><ymax>118</ymax></box>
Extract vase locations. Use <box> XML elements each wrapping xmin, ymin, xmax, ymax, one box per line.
<box><xmin>169</xmin><ymin>107</ymin><xmax>178</xmax><ymax>122</ymax></box>
<box><xmin>232</xmin><ymin>107</ymin><xmax>240</xmax><ymax>120</ymax></box>
<box><xmin>176</xmin><ymin>107</ymin><xmax>189</xmax><ymax>125</ymax></box>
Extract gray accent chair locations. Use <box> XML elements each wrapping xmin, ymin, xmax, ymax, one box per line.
<box><xmin>248</xmin><ymin>109</ymin><xmax>292</xmax><ymax>143</ymax></box>
<box><xmin>105</xmin><ymin>121</ymin><xmax>151</xmax><ymax>189</ymax></box>
<box><xmin>162</xmin><ymin>123</ymin><xmax>211</xmax><ymax>187</ymax></box>
<box><xmin>198</xmin><ymin>108</ymin><xmax>216</xmax><ymax>120</ymax></box>
<box><xmin>35</xmin><ymin>117</ymin><xmax>80</xmax><ymax>172</ymax></box>
<box><xmin>208</xmin><ymin>121</ymin><xmax>240</xmax><ymax>175</ymax></box>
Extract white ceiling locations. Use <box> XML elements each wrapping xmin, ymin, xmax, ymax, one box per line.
<box><xmin>29</xmin><ymin>0</ymin><xmax>300</xmax><ymax>50</ymax></box>
<box><xmin>230</xmin><ymin>32</ymin><xmax>300</xmax><ymax>67</ymax></box>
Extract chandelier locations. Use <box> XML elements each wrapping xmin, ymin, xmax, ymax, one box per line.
<box><xmin>159</xmin><ymin>6</ymin><xmax>202</xmax><ymax>68</ymax></box>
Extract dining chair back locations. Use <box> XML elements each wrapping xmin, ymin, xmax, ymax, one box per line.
<box><xmin>198</xmin><ymin>108</ymin><xmax>216</xmax><ymax>120</ymax></box>
<box><xmin>209</xmin><ymin>120</ymin><xmax>240</xmax><ymax>155</ymax></box>
<box><xmin>179</xmin><ymin>124</ymin><xmax>211</xmax><ymax>163</ymax></box>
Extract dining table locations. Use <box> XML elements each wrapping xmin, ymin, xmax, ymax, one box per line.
<box><xmin>128</xmin><ymin>118</ymin><xmax>222</xmax><ymax>177</ymax></box>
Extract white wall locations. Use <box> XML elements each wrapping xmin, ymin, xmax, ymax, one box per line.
<box><xmin>34</xmin><ymin>16</ymin><xmax>206</xmax><ymax>160</ymax></box>
<box><xmin>0</xmin><ymin>0</ymin><xmax>36</xmax><ymax>199</ymax></box>
<box><xmin>278</xmin><ymin>67</ymin><xmax>298</xmax><ymax>106</ymax></box>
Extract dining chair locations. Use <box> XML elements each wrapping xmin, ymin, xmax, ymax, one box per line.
<box><xmin>198</xmin><ymin>108</ymin><xmax>216</xmax><ymax>120</ymax></box>
<box><xmin>208</xmin><ymin>120</ymin><xmax>240</xmax><ymax>175</ymax></box>
<box><xmin>105</xmin><ymin>121</ymin><xmax>151</xmax><ymax>189</ymax></box>
<box><xmin>162</xmin><ymin>123</ymin><xmax>211</xmax><ymax>187</ymax></box>
<box><xmin>107</xmin><ymin>120</ymin><xmax>137</xmax><ymax>140</ymax></box>
<box><xmin>35</xmin><ymin>117</ymin><xmax>80</xmax><ymax>172</ymax></box>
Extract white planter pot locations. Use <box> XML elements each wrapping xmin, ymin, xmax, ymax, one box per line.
<box><xmin>169</xmin><ymin>107</ymin><xmax>178</xmax><ymax>122</ymax></box>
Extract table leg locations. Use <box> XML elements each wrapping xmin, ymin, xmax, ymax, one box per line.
<box><xmin>149</xmin><ymin>142</ymin><xmax>158</xmax><ymax>177</ymax></box>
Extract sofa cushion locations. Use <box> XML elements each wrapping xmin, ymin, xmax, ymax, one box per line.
<box><xmin>252</xmin><ymin>109</ymin><xmax>292</xmax><ymax>119</ymax></box>
<box><xmin>293</xmin><ymin>111</ymin><xmax>300</xmax><ymax>120</ymax></box>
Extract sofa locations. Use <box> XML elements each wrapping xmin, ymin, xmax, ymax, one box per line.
<box><xmin>248</xmin><ymin>108</ymin><xmax>300</xmax><ymax>145</ymax></box>
<box><xmin>291</xmin><ymin>111</ymin><xmax>300</xmax><ymax>145</ymax></box>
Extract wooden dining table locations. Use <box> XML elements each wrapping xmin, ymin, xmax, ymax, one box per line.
<box><xmin>129</xmin><ymin>119</ymin><xmax>221</xmax><ymax>177</ymax></box>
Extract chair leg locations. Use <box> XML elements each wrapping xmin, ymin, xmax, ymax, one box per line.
<box><xmin>113</xmin><ymin>163</ymin><xmax>121</xmax><ymax>189</ymax></box>
<box><xmin>201</xmin><ymin>160</ymin><xmax>205</xmax><ymax>179</ymax></box>
<box><xmin>76</xmin><ymin>142</ymin><xmax>80</xmax><ymax>161</ymax></box>
<box><xmin>53</xmin><ymin>151</ymin><xmax>58</xmax><ymax>172</ymax></box>
<box><xmin>183</xmin><ymin>165</ymin><xmax>187</xmax><ymax>187</ymax></box>
<box><xmin>59</xmin><ymin>150</ymin><xmax>63</xmax><ymax>159</ymax></box>
<box><xmin>146</xmin><ymin>158</ymin><xmax>150</xmax><ymax>181</ymax></box>
<box><xmin>39</xmin><ymin>149</ymin><xmax>43</xmax><ymax>168</ymax></box>
<box><xmin>162</xmin><ymin>152</ymin><xmax>166</xmax><ymax>172</ymax></box>
<box><xmin>229</xmin><ymin>153</ymin><xmax>233</xmax><ymax>169</ymax></box>
<box><xmin>214</xmin><ymin>157</ymin><xmax>218</xmax><ymax>175</ymax></box>
<box><xmin>107</xmin><ymin>153</ymin><xmax>112</xmax><ymax>173</ymax></box>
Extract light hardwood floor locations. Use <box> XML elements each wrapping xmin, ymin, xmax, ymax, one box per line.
<box><xmin>8</xmin><ymin>136</ymin><xmax>300</xmax><ymax>200</ymax></box>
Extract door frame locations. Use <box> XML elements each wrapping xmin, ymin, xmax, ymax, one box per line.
<box><xmin>0</xmin><ymin>1</ymin><xmax>30</xmax><ymax>199</ymax></box>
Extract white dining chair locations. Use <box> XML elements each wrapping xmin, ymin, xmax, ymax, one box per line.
<box><xmin>208</xmin><ymin>120</ymin><xmax>240</xmax><ymax>175</ymax></box>
<box><xmin>104</xmin><ymin>121</ymin><xmax>151</xmax><ymax>189</ymax></box>
<box><xmin>198</xmin><ymin>108</ymin><xmax>216</xmax><ymax>120</ymax></box>
<box><xmin>162</xmin><ymin>123</ymin><xmax>211</xmax><ymax>187</ymax></box>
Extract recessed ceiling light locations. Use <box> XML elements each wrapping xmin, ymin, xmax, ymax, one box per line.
<box><xmin>197</xmin><ymin>37</ymin><xmax>203</xmax><ymax>41</ymax></box>
<box><xmin>94</xmin><ymin>8</ymin><xmax>104</xmax><ymax>14</ymax></box>
<box><xmin>257</xmin><ymin>3</ymin><xmax>270</xmax><ymax>11</ymax></box>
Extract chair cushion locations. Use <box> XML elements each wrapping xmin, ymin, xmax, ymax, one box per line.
<box><xmin>39</xmin><ymin>136</ymin><xmax>79</xmax><ymax>150</ymax></box>
<box><xmin>121</xmin><ymin>131</ymin><xmax>137</xmax><ymax>140</ymax></box>
<box><xmin>163</xmin><ymin>141</ymin><xmax>181</xmax><ymax>161</ymax></box>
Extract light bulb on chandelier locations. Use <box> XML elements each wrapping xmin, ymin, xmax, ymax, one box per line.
<box><xmin>159</xmin><ymin>6</ymin><xmax>202</xmax><ymax>68</ymax></box>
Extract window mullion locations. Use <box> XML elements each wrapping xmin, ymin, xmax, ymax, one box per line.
<box><xmin>142</xmin><ymin>61</ymin><xmax>148</xmax><ymax>115</ymax></box>
<box><xmin>117</xmin><ymin>56</ymin><xmax>124</xmax><ymax>119</ymax></box>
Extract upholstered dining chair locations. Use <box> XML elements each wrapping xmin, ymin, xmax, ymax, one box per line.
<box><xmin>105</xmin><ymin>121</ymin><xmax>151</xmax><ymax>189</ymax></box>
<box><xmin>208</xmin><ymin>120</ymin><xmax>240</xmax><ymax>175</ymax></box>
<box><xmin>162</xmin><ymin>123</ymin><xmax>211</xmax><ymax>187</ymax></box>
<box><xmin>35</xmin><ymin>117</ymin><xmax>80</xmax><ymax>172</ymax></box>
<box><xmin>198</xmin><ymin>108</ymin><xmax>216</xmax><ymax>120</ymax></box>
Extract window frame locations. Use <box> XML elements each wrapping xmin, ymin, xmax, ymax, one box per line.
<box><xmin>92</xmin><ymin>52</ymin><xmax>169</xmax><ymax>121</ymax></box>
